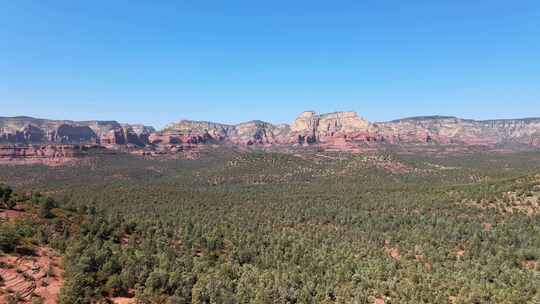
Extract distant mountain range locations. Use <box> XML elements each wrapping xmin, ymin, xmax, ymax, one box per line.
<box><xmin>2</xmin><ymin>112</ymin><xmax>540</xmax><ymax>148</ymax></box>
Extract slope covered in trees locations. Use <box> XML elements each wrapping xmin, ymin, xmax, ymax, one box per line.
<box><xmin>1</xmin><ymin>148</ymin><xmax>539</xmax><ymax>303</ymax></box>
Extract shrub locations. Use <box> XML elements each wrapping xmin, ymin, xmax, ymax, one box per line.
<box><xmin>0</xmin><ymin>225</ymin><xmax>20</xmax><ymax>253</ymax></box>
<box><xmin>39</xmin><ymin>197</ymin><xmax>56</xmax><ymax>219</ymax></box>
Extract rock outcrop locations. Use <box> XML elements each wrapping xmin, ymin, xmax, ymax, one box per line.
<box><xmin>376</xmin><ymin>116</ymin><xmax>540</xmax><ymax>146</ymax></box>
<box><xmin>234</xmin><ymin>121</ymin><xmax>291</xmax><ymax>145</ymax></box>
<box><xmin>152</xmin><ymin>120</ymin><xmax>234</xmax><ymax>145</ymax></box>
<box><xmin>151</xmin><ymin>120</ymin><xmax>291</xmax><ymax>145</ymax></box>
<box><xmin>290</xmin><ymin>111</ymin><xmax>370</xmax><ymax>145</ymax></box>
<box><xmin>0</xmin><ymin>116</ymin><xmax>154</xmax><ymax>146</ymax></box>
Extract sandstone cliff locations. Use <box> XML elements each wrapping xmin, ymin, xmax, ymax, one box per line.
<box><xmin>151</xmin><ymin>120</ymin><xmax>291</xmax><ymax>145</ymax></box>
<box><xmin>0</xmin><ymin>116</ymin><xmax>154</xmax><ymax>146</ymax></box>
<box><xmin>2</xmin><ymin>113</ymin><xmax>540</xmax><ymax>151</ymax></box>
<box><xmin>377</xmin><ymin>116</ymin><xmax>540</xmax><ymax>146</ymax></box>
<box><xmin>290</xmin><ymin>111</ymin><xmax>370</xmax><ymax>144</ymax></box>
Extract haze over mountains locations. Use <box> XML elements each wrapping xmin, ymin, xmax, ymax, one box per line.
<box><xmin>2</xmin><ymin>112</ymin><xmax>540</xmax><ymax>149</ymax></box>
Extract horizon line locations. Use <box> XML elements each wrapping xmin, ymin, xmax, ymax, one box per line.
<box><xmin>3</xmin><ymin>112</ymin><xmax>540</xmax><ymax>130</ymax></box>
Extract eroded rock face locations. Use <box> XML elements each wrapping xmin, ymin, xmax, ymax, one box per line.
<box><xmin>291</xmin><ymin>111</ymin><xmax>318</xmax><ymax>132</ymax></box>
<box><xmin>100</xmin><ymin>129</ymin><xmax>127</xmax><ymax>145</ymax></box>
<box><xmin>154</xmin><ymin>120</ymin><xmax>292</xmax><ymax>145</ymax></box>
<box><xmin>126</xmin><ymin>124</ymin><xmax>155</xmax><ymax>146</ymax></box>
<box><xmin>0</xmin><ymin>116</ymin><xmax>154</xmax><ymax>146</ymax></box>
<box><xmin>141</xmin><ymin>112</ymin><xmax>540</xmax><ymax>148</ymax></box>
<box><xmin>319</xmin><ymin>112</ymin><xmax>370</xmax><ymax>134</ymax></box>
<box><xmin>289</xmin><ymin>111</ymin><xmax>371</xmax><ymax>145</ymax></box>
<box><xmin>162</xmin><ymin>120</ymin><xmax>233</xmax><ymax>141</ymax></box>
<box><xmin>377</xmin><ymin>116</ymin><xmax>540</xmax><ymax>146</ymax></box>
<box><xmin>233</xmin><ymin>121</ymin><xmax>291</xmax><ymax>145</ymax></box>
<box><xmin>2</xmin><ymin>112</ymin><xmax>540</xmax><ymax>159</ymax></box>
<box><xmin>100</xmin><ymin>124</ymin><xmax>155</xmax><ymax>146</ymax></box>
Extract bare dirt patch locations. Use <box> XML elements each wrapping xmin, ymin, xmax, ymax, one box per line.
<box><xmin>385</xmin><ymin>247</ymin><xmax>401</xmax><ymax>261</ymax></box>
<box><xmin>521</xmin><ymin>260</ymin><xmax>537</xmax><ymax>271</ymax></box>
<box><xmin>112</xmin><ymin>297</ymin><xmax>136</xmax><ymax>304</ymax></box>
<box><xmin>0</xmin><ymin>209</ymin><xmax>27</xmax><ymax>221</ymax></box>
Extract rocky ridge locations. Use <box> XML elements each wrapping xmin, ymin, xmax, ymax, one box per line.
<box><xmin>152</xmin><ymin>112</ymin><xmax>540</xmax><ymax>148</ymax></box>
<box><xmin>377</xmin><ymin>116</ymin><xmax>540</xmax><ymax>146</ymax></box>
<box><xmin>1</xmin><ymin>112</ymin><xmax>540</xmax><ymax>159</ymax></box>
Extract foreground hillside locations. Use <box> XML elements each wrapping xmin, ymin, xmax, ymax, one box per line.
<box><xmin>1</xmin><ymin>149</ymin><xmax>539</xmax><ymax>303</ymax></box>
<box><xmin>0</xmin><ymin>186</ymin><xmax>68</xmax><ymax>303</ymax></box>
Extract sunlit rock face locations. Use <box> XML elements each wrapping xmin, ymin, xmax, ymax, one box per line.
<box><xmin>159</xmin><ymin>111</ymin><xmax>371</xmax><ymax>146</ymax></box>
<box><xmin>287</xmin><ymin>112</ymin><xmax>540</xmax><ymax>146</ymax></box>
<box><xmin>150</xmin><ymin>120</ymin><xmax>234</xmax><ymax>145</ymax></box>
<box><xmin>377</xmin><ymin>116</ymin><xmax>540</xmax><ymax>145</ymax></box>
<box><xmin>233</xmin><ymin>121</ymin><xmax>291</xmax><ymax>145</ymax></box>
<box><xmin>2</xmin><ymin>113</ymin><xmax>540</xmax><ymax>152</ymax></box>
<box><xmin>0</xmin><ymin>116</ymin><xmax>153</xmax><ymax>146</ymax></box>
<box><xmin>158</xmin><ymin>119</ymin><xmax>292</xmax><ymax>145</ymax></box>
<box><xmin>289</xmin><ymin>111</ymin><xmax>370</xmax><ymax>144</ymax></box>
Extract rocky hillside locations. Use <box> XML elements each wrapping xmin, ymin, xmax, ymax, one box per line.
<box><xmin>2</xmin><ymin>113</ymin><xmax>540</xmax><ymax>149</ymax></box>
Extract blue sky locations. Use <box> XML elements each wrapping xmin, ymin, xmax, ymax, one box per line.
<box><xmin>1</xmin><ymin>1</ymin><xmax>539</xmax><ymax>128</ymax></box>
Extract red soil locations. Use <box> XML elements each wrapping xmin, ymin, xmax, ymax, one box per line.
<box><xmin>0</xmin><ymin>247</ymin><xmax>63</xmax><ymax>303</ymax></box>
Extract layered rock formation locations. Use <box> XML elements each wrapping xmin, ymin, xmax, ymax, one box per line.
<box><xmin>290</xmin><ymin>111</ymin><xmax>371</xmax><ymax>144</ymax></box>
<box><xmin>0</xmin><ymin>144</ymin><xmax>95</xmax><ymax>165</ymax></box>
<box><xmin>2</xmin><ymin>113</ymin><xmax>540</xmax><ymax>156</ymax></box>
<box><xmin>158</xmin><ymin>112</ymin><xmax>540</xmax><ymax>148</ymax></box>
<box><xmin>377</xmin><ymin>116</ymin><xmax>540</xmax><ymax>146</ymax></box>
<box><xmin>0</xmin><ymin>116</ymin><xmax>155</xmax><ymax>146</ymax></box>
<box><xmin>151</xmin><ymin>120</ymin><xmax>291</xmax><ymax>145</ymax></box>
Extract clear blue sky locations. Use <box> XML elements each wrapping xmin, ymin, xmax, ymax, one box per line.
<box><xmin>1</xmin><ymin>1</ymin><xmax>539</xmax><ymax>128</ymax></box>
